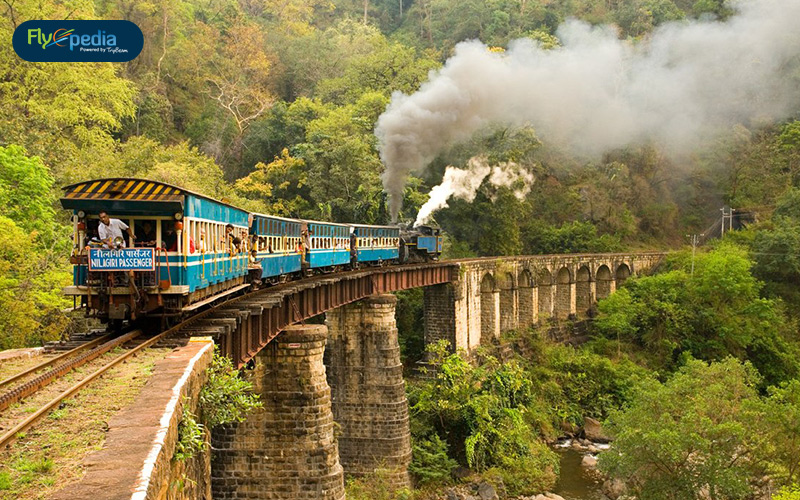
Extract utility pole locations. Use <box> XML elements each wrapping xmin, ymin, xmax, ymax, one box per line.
<box><xmin>720</xmin><ymin>207</ymin><xmax>736</xmax><ymax>238</ymax></box>
<box><xmin>720</xmin><ymin>207</ymin><xmax>726</xmax><ymax>238</ymax></box>
<box><xmin>687</xmin><ymin>234</ymin><xmax>702</xmax><ymax>276</ymax></box>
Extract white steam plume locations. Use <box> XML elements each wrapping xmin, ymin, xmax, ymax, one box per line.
<box><xmin>377</xmin><ymin>0</ymin><xmax>800</xmax><ymax>221</ymax></box>
<box><xmin>414</xmin><ymin>157</ymin><xmax>534</xmax><ymax>226</ymax></box>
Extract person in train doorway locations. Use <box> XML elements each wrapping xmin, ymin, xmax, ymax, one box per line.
<box><xmin>301</xmin><ymin>228</ymin><xmax>311</xmax><ymax>265</ymax></box>
<box><xmin>98</xmin><ymin>210</ymin><xmax>135</xmax><ymax>248</ymax></box>
<box><xmin>97</xmin><ymin>210</ymin><xmax>138</xmax><ymax>296</ymax></box>
<box><xmin>248</xmin><ymin>249</ymin><xmax>262</xmax><ymax>285</ymax></box>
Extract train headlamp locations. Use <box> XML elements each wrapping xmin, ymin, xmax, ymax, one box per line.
<box><xmin>174</xmin><ymin>212</ymin><xmax>183</xmax><ymax>221</ymax></box>
<box><xmin>77</xmin><ymin>210</ymin><xmax>86</xmax><ymax>219</ymax></box>
<box><xmin>113</xmin><ymin>236</ymin><xmax>124</xmax><ymax>249</ymax></box>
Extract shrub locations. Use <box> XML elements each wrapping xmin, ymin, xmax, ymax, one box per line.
<box><xmin>409</xmin><ymin>434</ymin><xmax>457</xmax><ymax>486</ymax></box>
<box><xmin>199</xmin><ymin>349</ymin><xmax>262</xmax><ymax>429</ymax></box>
<box><xmin>175</xmin><ymin>405</ymin><xmax>205</xmax><ymax>462</ymax></box>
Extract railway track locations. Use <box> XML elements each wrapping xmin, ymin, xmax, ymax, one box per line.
<box><xmin>0</xmin><ymin>327</ymin><xmax>182</xmax><ymax>449</ymax></box>
<box><xmin>0</xmin><ymin>278</ymin><xmax>260</xmax><ymax>450</ymax></box>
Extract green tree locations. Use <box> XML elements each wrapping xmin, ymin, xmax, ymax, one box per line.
<box><xmin>600</xmin><ymin>357</ymin><xmax>766</xmax><ymax>500</ymax></box>
<box><xmin>234</xmin><ymin>148</ymin><xmax>312</xmax><ymax>217</ymax></box>
<box><xmin>0</xmin><ymin>146</ymin><xmax>61</xmax><ymax>243</ymax></box>
<box><xmin>761</xmin><ymin>380</ymin><xmax>800</xmax><ymax>486</ymax></box>
<box><xmin>595</xmin><ymin>244</ymin><xmax>799</xmax><ymax>384</ymax></box>
<box><xmin>409</xmin><ymin>343</ymin><xmax>559</xmax><ymax>494</ymax></box>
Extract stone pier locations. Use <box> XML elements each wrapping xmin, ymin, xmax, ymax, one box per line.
<box><xmin>325</xmin><ymin>294</ymin><xmax>412</xmax><ymax>489</ymax></box>
<box><xmin>211</xmin><ymin>324</ymin><xmax>345</xmax><ymax>500</ymax></box>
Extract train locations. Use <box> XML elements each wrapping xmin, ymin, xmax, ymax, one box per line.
<box><xmin>60</xmin><ymin>178</ymin><xmax>442</xmax><ymax>327</ymax></box>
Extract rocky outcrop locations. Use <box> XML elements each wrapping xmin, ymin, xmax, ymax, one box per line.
<box><xmin>583</xmin><ymin>417</ymin><xmax>612</xmax><ymax>443</ymax></box>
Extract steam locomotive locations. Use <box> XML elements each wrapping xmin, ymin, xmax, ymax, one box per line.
<box><xmin>60</xmin><ymin>178</ymin><xmax>442</xmax><ymax>326</ymax></box>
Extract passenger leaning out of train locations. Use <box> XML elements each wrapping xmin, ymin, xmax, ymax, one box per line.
<box><xmin>98</xmin><ymin>210</ymin><xmax>135</xmax><ymax>248</ymax></box>
<box><xmin>225</xmin><ymin>224</ymin><xmax>242</xmax><ymax>253</ymax></box>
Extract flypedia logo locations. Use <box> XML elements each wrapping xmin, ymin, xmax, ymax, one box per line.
<box><xmin>13</xmin><ymin>21</ymin><xmax>142</xmax><ymax>62</ymax></box>
<box><xmin>28</xmin><ymin>28</ymin><xmax>118</xmax><ymax>51</ymax></box>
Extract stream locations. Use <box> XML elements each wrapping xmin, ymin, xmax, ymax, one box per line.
<box><xmin>552</xmin><ymin>446</ymin><xmax>607</xmax><ymax>500</ymax></box>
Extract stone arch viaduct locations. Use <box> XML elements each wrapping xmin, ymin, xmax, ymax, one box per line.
<box><xmin>57</xmin><ymin>252</ymin><xmax>664</xmax><ymax>500</ymax></box>
<box><xmin>209</xmin><ymin>252</ymin><xmax>665</xmax><ymax>500</ymax></box>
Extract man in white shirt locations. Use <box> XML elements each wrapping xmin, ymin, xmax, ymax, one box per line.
<box><xmin>98</xmin><ymin>210</ymin><xmax>135</xmax><ymax>248</ymax></box>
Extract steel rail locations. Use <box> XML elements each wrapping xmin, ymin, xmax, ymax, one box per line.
<box><xmin>0</xmin><ymin>326</ymin><xmax>178</xmax><ymax>449</ymax></box>
<box><xmin>0</xmin><ymin>330</ymin><xmax>142</xmax><ymax>413</ymax></box>
<box><xmin>0</xmin><ymin>291</ymin><xmax>232</xmax><ymax>449</ymax></box>
<box><xmin>0</xmin><ymin>333</ymin><xmax>113</xmax><ymax>392</ymax></box>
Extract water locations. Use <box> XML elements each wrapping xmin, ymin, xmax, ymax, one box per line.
<box><xmin>552</xmin><ymin>447</ymin><xmax>607</xmax><ymax>500</ymax></box>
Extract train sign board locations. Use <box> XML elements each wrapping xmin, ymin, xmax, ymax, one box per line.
<box><xmin>88</xmin><ymin>248</ymin><xmax>155</xmax><ymax>271</ymax></box>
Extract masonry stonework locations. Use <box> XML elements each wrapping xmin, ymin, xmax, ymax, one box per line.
<box><xmin>211</xmin><ymin>324</ymin><xmax>345</xmax><ymax>500</ymax></box>
<box><xmin>420</xmin><ymin>254</ymin><xmax>664</xmax><ymax>353</ymax></box>
<box><xmin>325</xmin><ymin>294</ymin><xmax>412</xmax><ymax>489</ymax></box>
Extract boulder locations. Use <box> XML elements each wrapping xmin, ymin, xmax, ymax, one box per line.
<box><xmin>581</xmin><ymin>455</ymin><xmax>598</xmax><ymax>467</ymax></box>
<box><xmin>477</xmin><ymin>482</ymin><xmax>498</xmax><ymax>500</ymax></box>
<box><xmin>602</xmin><ymin>478</ymin><xmax>628</xmax><ymax>500</ymax></box>
<box><xmin>544</xmin><ymin>493</ymin><xmax>567</xmax><ymax>500</ymax></box>
<box><xmin>583</xmin><ymin>417</ymin><xmax>611</xmax><ymax>443</ymax></box>
<box><xmin>560</xmin><ymin>420</ymin><xmax>579</xmax><ymax>436</ymax></box>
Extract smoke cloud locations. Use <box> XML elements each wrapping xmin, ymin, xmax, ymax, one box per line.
<box><xmin>414</xmin><ymin>157</ymin><xmax>534</xmax><ymax>226</ymax></box>
<box><xmin>376</xmin><ymin>0</ymin><xmax>800</xmax><ymax>221</ymax></box>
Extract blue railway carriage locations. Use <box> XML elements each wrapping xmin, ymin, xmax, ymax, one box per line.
<box><xmin>250</xmin><ymin>214</ymin><xmax>303</xmax><ymax>282</ymax></box>
<box><xmin>302</xmin><ymin>220</ymin><xmax>351</xmax><ymax>270</ymax></box>
<box><xmin>351</xmin><ymin>224</ymin><xmax>400</xmax><ymax>265</ymax></box>
<box><xmin>60</xmin><ymin>178</ymin><xmax>251</xmax><ymax>324</ymax></box>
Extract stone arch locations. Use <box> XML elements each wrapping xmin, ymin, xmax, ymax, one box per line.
<box><xmin>596</xmin><ymin>264</ymin><xmax>613</xmax><ymax>299</ymax></box>
<box><xmin>480</xmin><ymin>273</ymin><xmax>498</xmax><ymax>343</ymax></box>
<box><xmin>575</xmin><ymin>265</ymin><xmax>592</xmax><ymax>316</ymax></box>
<box><xmin>555</xmin><ymin>267</ymin><xmax>572</xmax><ymax>319</ymax></box>
<box><xmin>498</xmin><ymin>272</ymin><xmax>516</xmax><ymax>333</ymax></box>
<box><xmin>616</xmin><ymin>263</ymin><xmax>631</xmax><ymax>286</ymax></box>
<box><xmin>517</xmin><ymin>269</ymin><xmax>535</xmax><ymax>329</ymax></box>
<box><xmin>537</xmin><ymin>268</ymin><xmax>553</xmax><ymax>320</ymax></box>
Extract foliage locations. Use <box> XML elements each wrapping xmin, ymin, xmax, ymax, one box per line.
<box><xmin>408</xmin><ymin>434</ymin><xmax>457</xmax><ymax>485</ymax></box>
<box><xmin>395</xmin><ymin>288</ymin><xmax>425</xmax><ymax>364</ymax></box>
<box><xmin>599</xmin><ymin>357</ymin><xmax>767</xmax><ymax>500</ymax></box>
<box><xmin>594</xmin><ymin>244</ymin><xmax>799</xmax><ymax>385</ymax></box>
<box><xmin>175</xmin><ymin>404</ymin><xmax>206</xmax><ymax>462</ymax></box>
<box><xmin>345</xmin><ymin>469</ymin><xmax>415</xmax><ymax>500</ymax></box>
<box><xmin>485</xmin><ymin>443</ymin><xmax>559</xmax><ymax>497</ymax></box>
<box><xmin>408</xmin><ymin>341</ymin><xmax>558</xmax><ymax>494</ymax></box>
<box><xmin>0</xmin><ymin>146</ymin><xmax>61</xmax><ymax>243</ymax></box>
<box><xmin>761</xmin><ymin>380</ymin><xmax>800</xmax><ymax>485</ymax></box>
<box><xmin>0</xmin><ymin>0</ymin><xmax>135</xmax><ymax>180</ymax></box>
<box><xmin>0</xmin><ymin>146</ymin><xmax>71</xmax><ymax>349</ymax></box>
<box><xmin>524</xmin><ymin>220</ymin><xmax>623</xmax><ymax>255</ymax></box>
<box><xmin>775</xmin><ymin>485</ymin><xmax>800</xmax><ymax>500</ymax></box>
<box><xmin>538</xmin><ymin>341</ymin><xmax>652</xmax><ymax>424</ymax></box>
<box><xmin>751</xmin><ymin>189</ymin><xmax>800</xmax><ymax>295</ymax></box>
<box><xmin>198</xmin><ymin>350</ymin><xmax>262</xmax><ymax>429</ymax></box>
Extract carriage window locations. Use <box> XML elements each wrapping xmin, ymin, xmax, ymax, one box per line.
<box><xmin>160</xmin><ymin>220</ymin><xmax>178</xmax><ymax>251</ymax></box>
<box><xmin>134</xmin><ymin>219</ymin><xmax>157</xmax><ymax>247</ymax></box>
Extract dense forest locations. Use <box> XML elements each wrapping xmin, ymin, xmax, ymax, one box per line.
<box><xmin>2</xmin><ymin>0</ymin><xmax>800</xmax><ymax>498</ymax></box>
<box><xmin>2</xmin><ymin>0</ymin><xmax>799</xmax><ymax>347</ymax></box>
